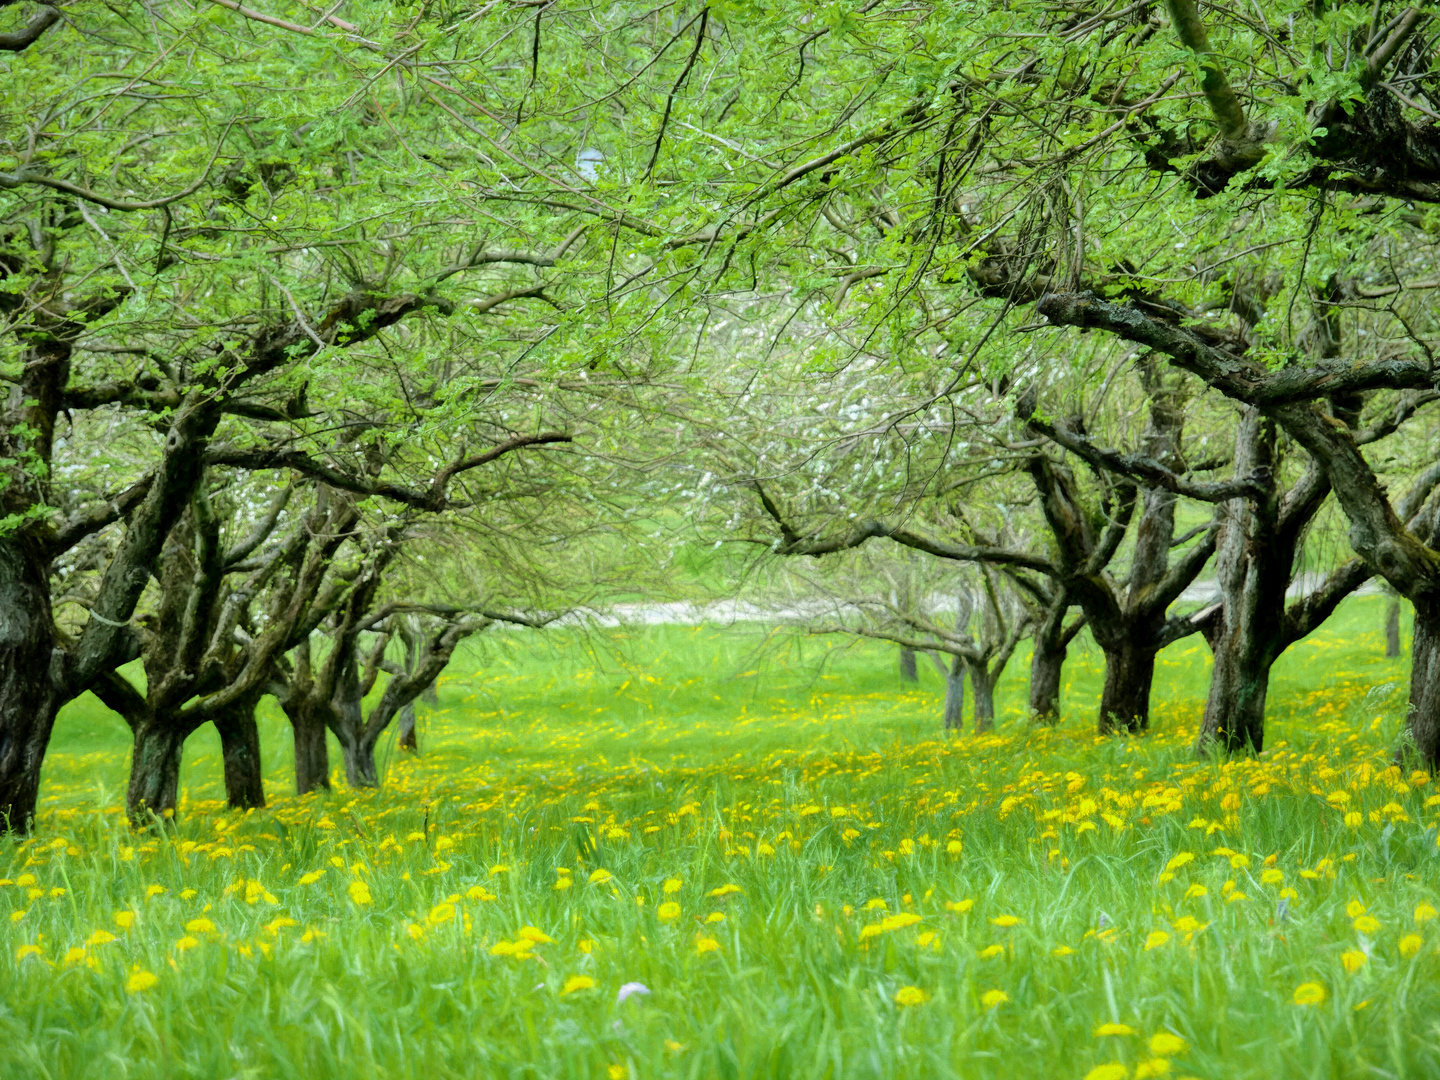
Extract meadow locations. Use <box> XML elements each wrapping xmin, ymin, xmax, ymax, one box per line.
<box><xmin>2</xmin><ymin>597</ymin><xmax>1434</xmax><ymax>1080</ymax></box>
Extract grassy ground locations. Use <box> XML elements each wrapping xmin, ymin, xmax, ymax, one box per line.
<box><xmin>2</xmin><ymin>596</ymin><xmax>1433</xmax><ymax>1079</ymax></box>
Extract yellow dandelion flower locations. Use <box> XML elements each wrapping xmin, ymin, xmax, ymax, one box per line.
<box><xmin>695</xmin><ymin>936</ymin><xmax>720</xmax><ymax>954</ymax></box>
<box><xmin>945</xmin><ymin>899</ymin><xmax>975</xmax><ymax>913</ymax></box>
<box><xmin>114</xmin><ymin>911</ymin><xmax>136</xmax><ymax>929</ymax></box>
<box><xmin>658</xmin><ymin>901</ymin><xmax>681</xmax><ymax>921</ymax></box>
<box><xmin>1416</xmin><ymin>902</ymin><xmax>1437</xmax><ymax>924</ymax></box>
<box><xmin>184</xmin><ymin>918</ymin><xmax>217</xmax><ymax>934</ymax></box>
<box><xmin>980</xmin><ymin>989</ymin><xmax>1009</xmax><ymax>1009</ymax></box>
<box><xmin>1148</xmin><ymin>1032</ymin><xmax>1186</xmax><ymax>1056</ymax></box>
<box><xmin>85</xmin><ymin>930</ymin><xmax>117</xmax><ymax>947</ymax></box>
<box><xmin>978</xmin><ymin>944</ymin><xmax>1004</xmax><ymax>959</ymax></box>
<box><xmin>1183</xmin><ymin>885</ymin><xmax>1207</xmax><ymax>899</ymax></box>
<box><xmin>1053</xmin><ymin>946</ymin><xmax>1077</xmax><ymax>957</ymax></box>
<box><xmin>427</xmin><ymin>903</ymin><xmax>456</xmax><ymax>925</ymax></box>
<box><xmin>125</xmin><ymin>969</ymin><xmax>159</xmax><ymax>993</ymax></box>
<box><xmin>1346</xmin><ymin>900</ymin><xmax>1367</xmax><ymax>918</ymax></box>
<box><xmin>174</xmin><ymin>936</ymin><xmax>199</xmax><ymax>952</ymax></box>
<box><xmin>588</xmin><ymin>869</ymin><xmax>613</xmax><ymax>885</ymax></box>
<box><xmin>347</xmin><ymin>881</ymin><xmax>371</xmax><ymax>906</ymax></box>
<box><xmin>145</xmin><ymin>885</ymin><xmax>166</xmax><ymax>899</ymax></box>
<box><xmin>1293</xmin><ymin>982</ymin><xmax>1326</xmax><ymax>1006</ymax></box>
<box><xmin>1164</xmin><ymin>853</ymin><xmax>1194</xmax><ymax>871</ymax></box>
<box><xmin>1400</xmin><ymin>933</ymin><xmax>1423</xmax><ymax>958</ymax></box>
<box><xmin>1353</xmin><ymin>915</ymin><xmax>1380</xmax><ymax>934</ymax></box>
<box><xmin>560</xmin><ymin>975</ymin><xmax>596</xmax><ymax>996</ymax></box>
<box><xmin>15</xmin><ymin>944</ymin><xmax>42</xmax><ymax>961</ymax></box>
<box><xmin>989</xmin><ymin>915</ymin><xmax>1021</xmax><ymax>928</ymax></box>
<box><xmin>298</xmin><ymin>871</ymin><xmax>324</xmax><ymax>886</ymax></box>
<box><xmin>1144</xmin><ymin>931</ymin><xmax>1171</xmax><ymax>950</ymax></box>
<box><xmin>663</xmin><ymin>878</ymin><xmax>682</xmax><ymax>894</ymax></box>
<box><xmin>705</xmin><ymin>912</ymin><xmax>725</xmax><ymax>924</ymax></box>
<box><xmin>1341</xmin><ymin>949</ymin><xmax>1368</xmax><ymax>973</ymax></box>
<box><xmin>1094</xmin><ymin>1023</ymin><xmax>1137</xmax><ymax>1036</ymax></box>
<box><xmin>1084</xmin><ymin>1065</ymin><xmax>1127</xmax><ymax>1080</ymax></box>
<box><xmin>893</xmin><ymin>986</ymin><xmax>928</xmax><ymax>1006</ymax></box>
<box><xmin>709</xmin><ymin>884</ymin><xmax>742</xmax><ymax>898</ymax></box>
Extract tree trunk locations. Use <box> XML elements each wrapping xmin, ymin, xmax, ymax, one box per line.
<box><xmin>397</xmin><ymin>702</ymin><xmax>418</xmax><ymax>751</ymax></box>
<box><xmin>333</xmin><ymin>659</ymin><xmax>378</xmax><ymax>788</ymax></box>
<box><xmin>214</xmin><ymin>703</ymin><xmax>265</xmax><ymax>810</ymax></box>
<box><xmin>1098</xmin><ymin>642</ymin><xmax>1156</xmax><ymax>734</ymax></box>
<box><xmin>1387</xmin><ymin>598</ymin><xmax>1403</xmax><ymax>659</ymax></box>
<box><xmin>1197</xmin><ymin>632</ymin><xmax>1270</xmax><ymax>754</ymax></box>
<box><xmin>0</xmin><ymin>535</ymin><xmax>62</xmax><ymax>834</ymax></box>
<box><xmin>941</xmin><ymin>655</ymin><xmax>965</xmax><ymax>733</ymax></box>
<box><xmin>1028</xmin><ymin>602</ymin><xmax>1068</xmax><ymax>724</ymax></box>
<box><xmin>126</xmin><ymin>721</ymin><xmax>187</xmax><ymax>827</ymax></box>
<box><xmin>968</xmin><ymin>661</ymin><xmax>997</xmax><ymax>733</ymax></box>
<box><xmin>285</xmin><ymin>698</ymin><xmax>331</xmax><ymax>796</ymax></box>
<box><xmin>1406</xmin><ymin>598</ymin><xmax>1440</xmax><ymax>770</ymax></box>
<box><xmin>898</xmin><ymin>647</ymin><xmax>918</xmax><ymax>683</ymax></box>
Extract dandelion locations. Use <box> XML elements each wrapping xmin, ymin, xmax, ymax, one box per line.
<box><xmin>1144</xmin><ymin>931</ymin><xmax>1170</xmax><ymax>950</ymax></box>
<box><xmin>427</xmin><ymin>903</ymin><xmax>456</xmax><ymax>925</ymax></box>
<box><xmin>880</xmin><ymin>913</ymin><xmax>921</xmax><ymax>931</ymax></box>
<box><xmin>1416</xmin><ymin>902</ymin><xmax>1437</xmax><ymax>924</ymax></box>
<box><xmin>347</xmin><ymin>881</ymin><xmax>371</xmax><ymax>906</ymax></box>
<box><xmin>587</xmin><ymin>868</ymin><xmax>612</xmax><ymax>885</ymax></box>
<box><xmin>893</xmin><ymin>986</ymin><xmax>928</xmax><ymax>1006</ymax></box>
<box><xmin>1094</xmin><ymin>1023</ymin><xmax>1137</xmax><ymax>1036</ymax></box>
<box><xmin>1260</xmin><ymin>869</ymin><xmax>1284</xmax><ymax>885</ymax></box>
<box><xmin>980</xmin><ymin>989</ymin><xmax>1009</xmax><ymax>1008</ymax></box>
<box><xmin>560</xmin><ymin>975</ymin><xmax>595</xmax><ymax>996</ymax></box>
<box><xmin>704</xmin><ymin>912</ymin><xmax>725</xmax><ymax>924</ymax></box>
<box><xmin>1183</xmin><ymin>885</ymin><xmax>1207</xmax><ymax>899</ymax></box>
<box><xmin>946</xmin><ymin>840</ymin><xmax>963</xmax><ymax>854</ymax></box>
<box><xmin>607</xmin><ymin>1066</ymin><xmax>626</xmax><ymax>1080</ymax></box>
<box><xmin>1134</xmin><ymin>1061</ymin><xmax>1170</xmax><ymax>1079</ymax></box>
<box><xmin>125</xmin><ymin>969</ymin><xmax>159</xmax><ymax>993</ymax></box>
<box><xmin>695</xmin><ymin>936</ymin><xmax>720</xmax><ymax>954</ymax></box>
<box><xmin>1053</xmin><ymin>946</ymin><xmax>1077</xmax><ymax>957</ymax></box>
<box><xmin>1341</xmin><ymin>949</ymin><xmax>1368</xmax><ymax>973</ymax></box>
<box><xmin>1084</xmin><ymin>1064</ymin><xmax>1127</xmax><ymax>1080</ymax></box>
<box><xmin>85</xmin><ymin>930</ymin><xmax>117</xmax><ymax>947</ymax></box>
<box><xmin>1352</xmin><ymin>915</ymin><xmax>1380</xmax><ymax>934</ymax></box>
<box><xmin>174</xmin><ymin>936</ymin><xmax>199</xmax><ymax>952</ymax></box>
<box><xmin>114</xmin><ymin>911</ymin><xmax>136</xmax><ymax>929</ymax></box>
<box><xmin>185</xmin><ymin>918</ymin><xmax>217</xmax><ymax>934</ymax></box>
<box><xmin>145</xmin><ymin>884</ymin><xmax>166</xmax><ymax>899</ymax></box>
<box><xmin>709</xmin><ymin>884</ymin><xmax>742</xmax><ymax>898</ymax></box>
<box><xmin>263</xmin><ymin>917</ymin><xmax>298</xmax><ymax>934</ymax></box>
<box><xmin>1148</xmin><ymin>1033</ymin><xmax>1186</xmax><ymax>1056</ymax></box>
<box><xmin>945</xmin><ymin>899</ymin><xmax>975</xmax><ymax>913</ymax></box>
<box><xmin>1346</xmin><ymin>900</ymin><xmax>1367</xmax><ymax>918</ymax></box>
<box><xmin>298</xmin><ymin>871</ymin><xmax>324</xmax><ymax>885</ymax></box>
<box><xmin>1164</xmin><ymin>853</ymin><xmax>1194</xmax><ymax>871</ymax></box>
<box><xmin>1400</xmin><ymin>934</ymin><xmax>1423</xmax><ymax>958</ymax></box>
<box><xmin>989</xmin><ymin>915</ymin><xmax>1021</xmax><ymax>928</ymax></box>
<box><xmin>16</xmin><ymin>944</ymin><xmax>42</xmax><ymax>961</ymax></box>
<box><xmin>658</xmin><ymin>901</ymin><xmax>681</xmax><ymax>921</ymax></box>
<box><xmin>663</xmin><ymin>878</ymin><xmax>682</xmax><ymax>894</ymax></box>
<box><xmin>1293</xmin><ymin>982</ymin><xmax>1327</xmax><ymax>1006</ymax></box>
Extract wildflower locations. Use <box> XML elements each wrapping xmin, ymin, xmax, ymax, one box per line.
<box><xmin>347</xmin><ymin>881</ymin><xmax>371</xmax><ymax>906</ymax></box>
<box><xmin>880</xmin><ymin>913</ymin><xmax>921</xmax><ymax>931</ymax></box>
<box><xmin>1053</xmin><ymin>946</ymin><xmax>1076</xmax><ymax>957</ymax></box>
<box><xmin>658</xmin><ymin>901</ymin><xmax>681</xmax><ymax>921</ymax></box>
<box><xmin>1400</xmin><ymin>934</ymin><xmax>1423</xmax><ymax>958</ymax></box>
<box><xmin>1084</xmin><ymin>1063</ymin><xmax>1127</xmax><ymax>1080</ymax></box>
<box><xmin>616</xmin><ymin>982</ymin><xmax>649</xmax><ymax>1004</ymax></box>
<box><xmin>15</xmin><ymin>944</ymin><xmax>42</xmax><ymax>961</ymax></box>
<box><xmin>946</xmin><ymin>840</ymin><xmax>963</xmax><ymax>854</ymax></box>
<box><xmin>1416</xmin><ymin>902</ymin><xmax>1437</xmax><ymax>924</ymax></box>
<box><xmin>989</xmin><ymin>915</ymin><xmax>1021</xmax><ymax>928</ymax></box>
<box><xmin>944</xmin><ymin>898</ymin><xmax>975</xmax><ymax>913</ymax></box>
<box><xmin>863</xmin><ymin>898</ymin><xmax>887</xmax><ymax>911</ymax></box>
<box><xmin>978</xmin><ymin>944</ymin><xmax>1004</xmax><ymax>959</ymax></box>
<box><xmin>1148</xmin><ymin>1033</ymin><xmax>1186</xmax><ymax>1056</ymax></box>
<box><xmin>298</xmin><ymin>871</ymin><xmax>324</xmax><ymax>886</ymax></box>
<box><xmin>1341</xmin><ymin>949</ymin><xmax>1368</xmax><ymax>973</ymax></box>
<box><xmin>1292</xmin><ymin>982</ymin><xmax>1326</xmax><ymax>1006</ymax></box>
<box><xmin>125</xmin><ymin>969</ymin><xmax>159</xmax><ymax>993</ymax></box>
<box><xmin>894</xmin><ymin>986</ymin><xmax>928</xmax><ymax>1006</ymax></box>
<box><xmin>1346</xmin><ymin>900</ymin><xmax>1367</xmax><ymax>918</ymax></box>
<box><xmin>709</xmin><ymin>884</ymin><xmax>742</xmax><ymax>898</ymax></box>
<box><xmin>578</xmin><ymin>939</ymin><xmax>594</xmax><ymax>954</ymax></box>
<box><xmin>1144</xmin><ymin>931</ymin><xmax>1170</xmax><ymax>950</ymax></box>
<box><xmin>705</xmin><ymin>912</ymin><xmax>725</xmax><ymax>924</ymax></box>
<box><xmin>665</xmin><ymin>1040</ymin><xmax>684</xmax><ymax>1052</ymax></box>
<box><xmin>518</xmin><ymin>926</ymin><xmax>554</xmax><ymax>944</ymax></box>
<box><xmin>85</xmin><ymin>930</ymin><xmax>117</xmax><ymax>947</ymax></box>
<box><xmin>179</xmin><ymin>889</ymin><xmax>196</xmax><ymax>900</ymax></box>
<box><xmin>980</xmin><ymin>989</ymin><xmax>1009</xmax><ymax>1009</ymax></box>
<box><xmin>263</xmin><ymin>917</ymin><xmax>297</xmax><ymax>934</ymax></box>
<box><xmin>1094</xmin><ymin>1023</ymin><xmax>1137</xmax><ymax>1036</ymax></box>
<box><xmin>588</xmin><ymin>869</ymin><xmax>613</xmax><ymax>885</ymax></box>
<box><xmin>185</xmin><ymin>918</ymin><xmax>217</xmax><ymax>934</ymax></box>
<box><xmin>607</xmin><ymin>1066</ymin><xmax>626</xmax><ymax>1079</ymax></box>
<box><xmin>560</xmin><ymin>975</ymin><xmax>595</xmax><ymax>996</ymax></box>
<box><xmin>114</xmin><ymin>911</ymin><xmax>136</xmax><ymax>929</ymax></box>
<box><xmin>1134</xmin><ymin>1061</ymin><xmax>1171</xmax><ymax>1079</ymax></box>
<box><xmin>1344</xmin><ymin>812</ymin><xmax>1363</xmax><ymax>828</ymax></box>
<box><xmin>427</xmin><ymin>903</ymin><xmax>456</xmax><ymax>925</ymax></box>
<box><xmin>1260</xmin><ymin>869</ymin><xmax>1284</xmax><ymax>885</ymax></box>
<box><xmin>695</xmin><ymin>936</ymin><xmax>721</xmax><ymax>954</ymax></box>
<box><xmin>145</xmin><ymin>885</ymin><xmax>166</xmax><ymax>899</ymax></box>
<box><xmin>663</xmin><ymin>878</ymin><xmax>682</xmax><ymax>894</ymax></box>
<box><xmin>466</xmin><ymin>886</ymin><xmax>497</xmax><ymax>902</ymax></box>
<box><xmin>1183</xmin><ymin>885</ymin><xmax>1207</xmax><ymax>899</ymax></box>
<box><xmin>1164</xmin><ymin>853</ymin><xmax>1194</xmax><ymax>871</ymax></box>
<box><xmin>1353</xmin><ymin>915</ymin><xmax>1380</xmax><ymax>934</ymax></box>
<box><xmin>490</xmin><ymin>865</ymin><xmax>511</xmax><ymax>877</ymax></box>
<box><xmin>174</xmin><ymin>936</ymin><xmax>199</xmax><ymax>952</ymax></box>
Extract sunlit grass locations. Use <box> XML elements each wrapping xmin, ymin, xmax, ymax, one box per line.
<box><xmin>3</xmin><ymin>597</ymin><xmax>1433</xmax><ymax>1079</ymax></box>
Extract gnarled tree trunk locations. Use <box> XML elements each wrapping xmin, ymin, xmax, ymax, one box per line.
<box><xmin>126</xmin><ymin>720</ymin><xmax>188</xmax><ymax>826</ymax></box>
<box><xmin>1387</xmin><ymin>597</ymin><xmax>1404</xmax><ymax>659</ymax></box>
<box><xmin>0</xmin><ymin>535</ymin><xmax>62</xmax><ymax>833</ymax></box>
<box><xmin>967</xmin><ymin>659</ymin><xmax>997</xmax><ymax>732</ymax></box>
<box><xmin>941</xmin><ymin>654</ymin><xmax>965</xmax><ymax>732</ymax></box>
<box><xmin>214</xmin><ymin>700</ymin><xmax>265</xmax><ymax>810</ymax></box>
<box><xmin>898</xmin><ymin>647</ymin><xmax>918</xmax><ymax>683</ymax></box>
<box><xmin>397</xmin><ymin>702</ymin><xmax>419</xmax><ymax>751</ymax></box>
<box><xmin>1408</xmin><ymin>599</ymin><xmax>1440</xmax><ymax>768</ymax></box>
<box><xmin>332</xmin><ymin>658</ymin><xmax>379</xmax><ymax>788</ymax></box>
<box><xmin>1097</xmin><ymin>642</ymin><xmax>1156</xmax><ymax>734</ymax></box>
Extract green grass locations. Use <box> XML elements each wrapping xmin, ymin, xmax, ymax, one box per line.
<box><xmin>3</xmin><ymin>595</ymin><xmax>1434</xmax><ymax>1079</ymax></box>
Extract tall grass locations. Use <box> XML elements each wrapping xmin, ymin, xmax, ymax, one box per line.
<box><xmin>2</xmin><ymin>596</ymin><xmax>1431</xmax><ymax>1079</ymax></box>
